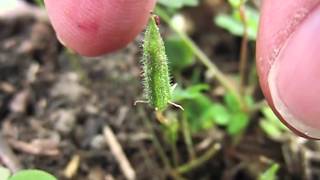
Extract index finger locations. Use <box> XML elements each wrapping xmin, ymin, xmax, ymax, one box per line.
<box><xmin>44</xmin><ymin>0</ymin><xmax>156</xmax><ymax>56</ymax></box>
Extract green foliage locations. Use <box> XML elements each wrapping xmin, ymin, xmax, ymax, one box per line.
<box><xmin>227</xmin><ymin>112</ymin><xmax>249</xmax><ymax>135</ymax></box>
<box><xmin>9</xmin><ymin>170</ymin><xmax>56</xmax><ymax>180</ymax></box>
<box><xmin>162</xmin><ymin>114</ymin><xmax>180</xmax><ymax>144</ymax></box>
<box><xmin>224</xmin><ymin>92</ymin><xmax>252</xmax><ymax>135</ymax></box>
<box><xmin>259</xmin><ymin>163</ymin><xmax>280</xmax><ymax>180</ymax></box>
<box><xmin>259</xmin><ymin>106</ymin><xmax>288</xmax><ymax>140</ymax></box>
<box><xmin>173</xmin><ymin>86</ymin><xmax>251</xmax><ymax>135</ymax></box>
<box><xmin>224</xmin><ymin>92</ymin><xmax>242</xmax><ymax>112</ymax></box>
<box><xmin>34</xmin><ymin>0</ymin><xmax>44</xmax><ymax>7</ymax></box>
<box><xmin>165</xmin><ymin>35</ymin><xmax>195</xmax><ymax>72</ymax></box>
<box><xmin>203</xmin><ymin>104</ymin><xmax>230</xmax><ymax>126</ymax></box>
<box><xmin>214</xmin><ymin>1</ymin><xmax>259</xmax><ymax>40</ymax></box>
<box><xmin>172</xmin><ymin>84</ymin><xmax>215</xmax><ymax>132</ymax></box>
<box><xmin>157</xmin><ymin>0</ymin><xmax>199</xmax><ymax>9</ymax></box>
<box><xmin>228</xmin><ymin>0</ymin><xmax>245</xmax><ymax>8</ymax></box>
<box><xmin>172</xmin><ymin>84</ymin><xmax>209</xmax><ymax>101</ymax></box>
<box><xmin>142</xmin><ymin>16</ymin><xmax>172</xmax><ymax>111</ymax></box>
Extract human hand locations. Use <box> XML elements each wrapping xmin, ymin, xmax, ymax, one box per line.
<box><xmin>44</xmin><ymin>0</ymin><xmax>320</xmax><ymax>139</ymax></box>
<box><xmin>257</xmin><ymin>0</ymin><xmax>320</xmax><ymax>139</ymax></box>
<box><xmin>44</xmin><ymin>0</ymin><xmax>156</xmax><ymax>56</ymax></box>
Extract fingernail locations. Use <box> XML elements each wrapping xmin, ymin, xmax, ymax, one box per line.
<box><xmin>268</xmin><ymin>5</ymin><xmax>320</xmax><ymax>138</ymax></box>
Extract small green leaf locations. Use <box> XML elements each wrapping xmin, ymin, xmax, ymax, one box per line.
<box><xmin>261</xmin><ymin>107</ymin><xmax>288</xmax><ymax>131</ymax></box>
<box><xmin>203</xmin><ymin>104</ymin><xmax>230</xmax><ymax>126</ymax></box>
<box><xmin>157</xmin><ymin>0</ymin><xmax>199</xmax><ymax>9</ymax></box>
<box><xmin>215</xmin><ymin>14</ymin><xmax>244</xmax><ymax>36</ymax></box>
<box><xmin>214</xmin><ymin>6</ymin><xmax>259</xmax><ymax>40</ymax></box>
<box><xmin>228</xmin><ymin>0</ymin><xmax>242</xmax><ymax>8</ymax></box>
<box><xmin>162</xmin><ymin>117</ymin><xmax>180</xmax><ymax>143</ymax></box>
<box><xmin>10</xmin><ymin>170</ymin><xmax>56</xmax><ymax>180</ymax></box>
<box><xmin>259</xmin><ymin>120</ymin><xmax>283</xmax><ymax>139</ymax></box>
<box><xmin>224</xmin><ymin>92</ymin><xmax>241</xmax><ymax>112</ymax></box>
<box><xmin>172</xmin><ymin>84</ymin><xmax>209</xmax><ymax>102</ymax></box>
<box><xmin>260</xmin><ymin>106</ymin><xmax>288</xmax><ymax>139</ymax></box>
<box><xmin>245</xmin><ymin>95</ymin><xmax>254</xmax><ymax>108</ymax></box>
<box><xmin>227</xmin><ymin>112</ymin><xmax>249</xmax><ymax>135</ymax></box>
<box><xmin>165</xmin><ymin>35</ymin><xmax>195</xmax><ymax>71</ymax></box>
<box><xmin>262</xmin><ymin>107</ymin><xmax>278</xmax><ymax>122</ymax></box>
<box><xmin>259</xmin><ymin>163</ymin><xmax>280</xmax><ymax>180</ymax></box>
<box><xmin>35</xmin><ymin>0</ymin><xmax>44</xmax><ymax>7</ymax></box>
<box><xmin>184</xmin><ymin>95</ymin><xmax>215</xmax><ymax>132</ymax></box>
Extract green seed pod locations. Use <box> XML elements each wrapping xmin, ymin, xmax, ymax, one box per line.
<box><xmin>142</xmin><ymin>15</ymin><xmax>171</xmax><ymax>111</ymax></box>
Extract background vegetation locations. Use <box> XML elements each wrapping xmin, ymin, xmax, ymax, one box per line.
<box><xmin>0</xmin><ymin>0</ymin><xmax>319</xmax><ymax>179</ymax></box>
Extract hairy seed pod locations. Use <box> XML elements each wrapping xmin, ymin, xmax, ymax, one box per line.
<box><xmin>142</xmin><ymin>15</ymin><xmax>171</xmax><ymax>111</ymax></box>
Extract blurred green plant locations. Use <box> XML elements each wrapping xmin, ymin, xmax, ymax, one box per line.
<box><xmin>146</xmin><ymin>2</ymin><xmax>284</xmax><ymax>178</ymax></box>
<box><xmin>214</xmin><ymin>0</ymin><xmax>259</xmax><ymax>40</ymax></box>
<box><xmin>162</xmin><ymin>113</ymin><xmax>180</xmax><ymax>144</ymax></box>
<box><xmin>34</xmin><ymin>0</ymin><xmax>44</xmax><ymax>7</ymax></box>
<box><xmin>165</xmin><ymin>35</ymin><xmax>195</xmax><ymax>72</ymax></box>
<box><xmin>172</xmin><ymin>85</ymin><xmax>252</xmax><ymax>136</ymax></box>
<box><xmin>157</xmin><ymin>0</ymin><xmax>199</xmax><ymax>9</ymax></box>
<box><xmin>259</xmin><ymin>106</ymin><xmax>289</xmax><ymax>140</ymax></box>
<box><xmin>0</xmin><ymin>168</ymin><xmax>57</xmax><ymax>180</ymax></box>
<box><xmin>259</xmin><ymin>163</ymin><xmax>280</xmax><ymax>180</ymax></box>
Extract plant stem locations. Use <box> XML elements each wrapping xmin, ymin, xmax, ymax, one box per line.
<box><xmin>238</xmin><ymin>0</ymin><xmax>249</xmax><ymax>95</ymax></box>
<box><xmin>175</xmin><ymin>143</ymin><xmax>221</xmax><ymax>174</ymax></box>
<box><xmin>181</xmin><ymin>116</ymin><xmax>195</xmax><ymax>160</ymax></box>
<box><xmin>66</xmin><ymin>50</ymin><xmax>89</xmax><ymax>85</ymax></box>
<box><xmin>250</xmin><ymin>100</ymin><xmax>267</xmax><ymax>114</ymax></box>
<box><xmin>170</xmin><ymin>140</ymin><xmax>179</xmax><ymax>167</ymax></box>
<box><xmin>155</xmin><ymin>6</ymin><xmax>247</xmax><ymax>111</ymax></box>
<box><xmin>139</xmin><ymin>108</ymin><xmax>172</xmax><ymax>171</ymax></box>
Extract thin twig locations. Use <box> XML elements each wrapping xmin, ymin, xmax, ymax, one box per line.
<box><xmin>155</xmin><ymin>111</ymin><xmax>169</xmax><ymax>124</ymax></box>
<box><xmin>170</xmin><ymin>140</ymin><xmax>179</xmax><ymax>168</ymax></box>
<box><xmin>155</xmin><ymin>7</ymin><xmax>247</xmax><ymax>111</ymax></box>
<box><xmin>0</xmin><ymin>135</ymin><xmax>22</xmax><ymax>172</ymax></box>
<box><xmin>249</xmin><ymin>100</ymin><xmax>267</xmax><ymax>114</ymax></box>
<box><xmin>63</xmin><ymin>154</ymin><xmax>80</xmax><ymax>179</ymax></box>
<box><xmin>8</xmin><ymin>138</ymin><xmax>60</xmax><ymax>156</ymax></box>
<box><xmin>65</xmin><ymin>49</ymin><xmax>89</xmax><ymax>85</ymax></box>
<box><xmin>138</xmin><ymin>108</ymin><xmax>172</xmax><ymax>171</ymax></box>
<box><xmin>103</xmin><ymin>126</ymin><xmax>136</xmax><ymax>180</ymax></box>
<box><xmin>140</xmin><ymin>110</ymin><xmax>185</xmax><ymax>180</ymax></box>
<box><xmin>175</xmin><ymin>143</ymin><xmax>221</xmax><ymax>174</ymax></box>
<box><xmin>181</xmin><ymin>116</ymin><xmax>195</xmax><ymax>160</ymax></box>
<box><xmin>238</xmin><ymin>0</ymin><xmax>249</xmax><ymax>95</ymax></box>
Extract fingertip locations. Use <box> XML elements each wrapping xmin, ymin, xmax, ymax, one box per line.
<box><xmin>257</xmin><ymin>1</ymin><xmax>320</xmax><ymax>139</ymax></box>
<box><xmin>45</xmin><ymin>0</ymin><xmax>156</xmax><ymax>56</ymax></box>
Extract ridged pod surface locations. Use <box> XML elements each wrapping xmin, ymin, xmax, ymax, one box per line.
<box><xmin>44</xmin><ymin>0</ymin><xmax>156</xmax><ymax>56</ymax></box>
<box><xmin>142</xmin><ymin>16</ymin><xmax>171</xmax><ymax>111</ymax></box>
<box><xmin>257</xmin><ymin>1</ymin><xmax>320</xmax><ymax>139</ymax></box>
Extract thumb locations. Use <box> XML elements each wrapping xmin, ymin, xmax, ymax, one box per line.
<box><xmin>257</xmin><ymin>0</ymin><xmax>320</xmax><ymax>139</ymax></box>
<box><xmin>44</xmin><ymin>0</ymin><xmax>156</xmax><ymax>56</ymax></box>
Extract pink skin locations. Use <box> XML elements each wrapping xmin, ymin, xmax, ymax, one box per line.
<box><xmin>45</xmin><ymin>0</ymin><xmax>320</xmax><ymax>138</ymax></box>
<box><xmin>44</xmin><ymin>0</ymin><xmax>156</xmax><ymax>56</ymax></box>
<box><xmin>257</xmin><ymin>0</ymin><xmax>320</xmax><ymax>139</ymax></box>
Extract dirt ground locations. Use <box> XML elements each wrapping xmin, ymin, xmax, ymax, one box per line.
<box><xmin>1</xmin><ymin>1</ymin><xmax>320</xmax><ymax>180</ymax></box>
